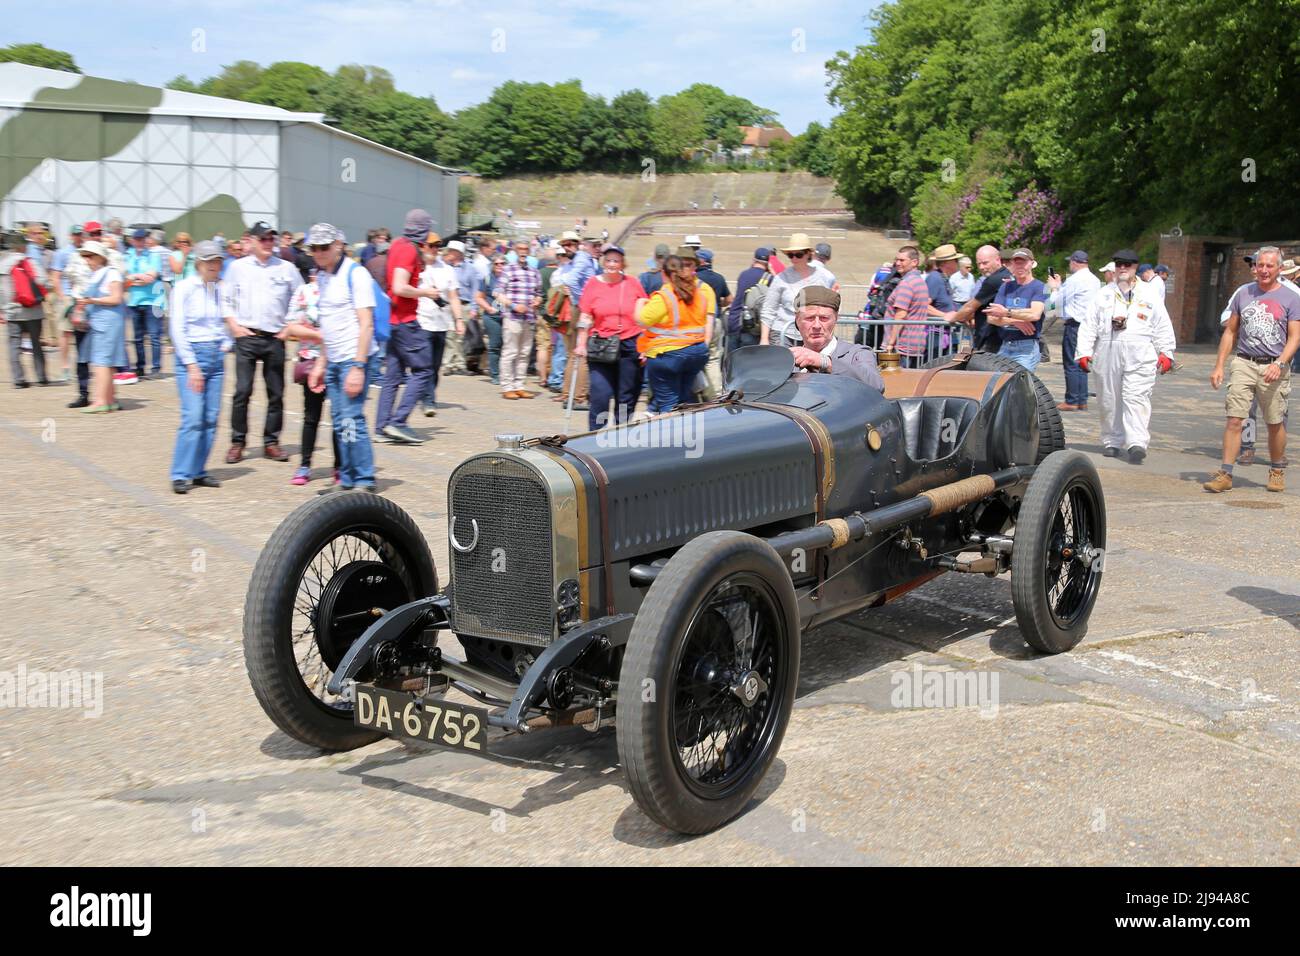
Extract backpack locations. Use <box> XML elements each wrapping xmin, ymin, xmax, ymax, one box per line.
<box><xmin>345</xmin><ymin>259</ymin><xmax>391</xmax><ymax>344</ymax></box>
<box><xmin>11</xmin><ymin>258</ymin><xmax>45</xmax><ymax>308</ymax></box>
<box><xmin>741</xmin><ymin>273</ymin><xmax>770</xmax><ymax>332</ymax></box>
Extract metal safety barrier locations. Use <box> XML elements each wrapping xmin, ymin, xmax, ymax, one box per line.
<box><xmin>830</xmin><ymin>318</ymin><xmax>973</xmax><ymax>367</ymax></box>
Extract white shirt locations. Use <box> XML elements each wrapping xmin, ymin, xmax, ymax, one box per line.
<box><xmin>949</xmin><ymin>270</ymin><xmax>978</xmax><ymax>303</ymax></box>
<box><xmin>316</xmin><ymin>258</ymin><xmax>379</xmax><ymax>362</ymax></box>
<box><xmin>810</xmin><ymin>259</ymin><xmax>838</xmax><ymax>286</ymax></box>
<box><xmin>1050</xmin><ymin>267</ymin><xmax>1102</xmax><ymax>321</ymax></box>
<box><xmin>222</xmin><ymin>254</ymin><xmax>303</xmax><ymax>332</ymax></box>
<box><xmin>417</xmin><ymin>261</ymin><xmax>458</xmax><ymax>332</ymax></box>
<box><xmin>1150</xmin><ymin>274</ymin><xmax>1166</xmax><ymax>301</ymax></box>
<box><xmin>169</xmin><ymin>275</ymin><xmax>231</xmax><ymax>366</ymax></box>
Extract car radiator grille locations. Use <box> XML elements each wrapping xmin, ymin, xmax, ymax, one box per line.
<box><xmin>449</xmin><ymin>458</ymin><xmax>555</xmax><ymax>646</ymax></box>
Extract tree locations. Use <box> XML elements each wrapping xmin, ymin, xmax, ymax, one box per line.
<box><xmin>0</xmin><ymin>43</ymin><xmax>80</xmax><ymax>73</ymax></box>
<box><xmin>650</xmin><ymin>93</ymin><xmax>707</xmax><ymax>164</ymax></box>
<box><xmin>676</xmin><ymin>83</ymin><xmax>776</xmax><ymax>138</ymax></box>
<box><xmin>244</xmin><ymin>62</ymin><xmax>330</xmax><ymax>112</ymax></box>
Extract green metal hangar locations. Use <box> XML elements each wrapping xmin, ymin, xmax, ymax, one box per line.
<box><xmin>0</xmin><ymin>63</ymin><xmax>458</xmax><ymax>242</ymax></box>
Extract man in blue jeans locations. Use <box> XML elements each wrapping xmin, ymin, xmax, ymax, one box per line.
<box><xmin>123</xmin><ymin>228</ymin><xmax>165</xmax><ymax>378</ymax></box>
<box><xmin>986</xmin><ymin>247</ymin><xmax>1047</xmax><ymax>371</ymax></box>
<box><xmin>304</xmin><ymin>223</ymin><xmax>382</xmax><ymax>493</ymax></box>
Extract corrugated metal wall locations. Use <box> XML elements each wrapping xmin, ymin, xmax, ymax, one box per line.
<box><xmin>279</xmin><ymin>124</ymin><xmax>455</xmax><ymax>245</ymax></box>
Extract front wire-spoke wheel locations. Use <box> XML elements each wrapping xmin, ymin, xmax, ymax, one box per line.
<box><xmin>618</xmin><ymin>532</ymin><xmax>800</xmax><ymax>834</ymax></box>
<box><xmin>245</xmin><ymin>493</ymin><xmax>437</xmax><ymax>750</ymax></box>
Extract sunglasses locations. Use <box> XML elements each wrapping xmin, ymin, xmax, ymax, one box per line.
<box><xmin>309</xmin><ymin>244</ymin><xmax>332</xmax><ymax>252</ymax></box>
<box><xmin>788</xmin><ymin>250</ymin><xmax>810</xmax><ymax>259</ymax></box>
<box><xmin>1115</xmin><ymin>261</ymin><xmax>1138</xmax><ymax>267</ymax></box>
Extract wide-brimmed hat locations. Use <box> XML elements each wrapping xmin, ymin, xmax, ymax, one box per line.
<box><xmin>78</xmin><ymin>240</ymin><xmax>110</xmax><ymax>260</ymax></box>
<box><xmin>780</xmin><ymin>233</ymin><xmax>814</xmax><ymax>253</ymax></box>
<box><xmin>931</xmin><ymin>243</ymin><xmax>962</xmax><ymax>262</ymax></box>
<box><xmin>559</xmin><ymin>230</ymin><xmax>581</xmax><ymax>243</ymax></box>
<box><xmin>672</xmin><ymin>246</ymin><xmax>699</xmax><ymax>261</ymax></box>
<box><xmin>1281</xmin><ymin>258</ymin><xmax>1299</xmax><ymax>277</ymax></box>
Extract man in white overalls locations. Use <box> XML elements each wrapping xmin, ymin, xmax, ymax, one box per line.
<box><xmin>1076</xmin><ymin>248</ymin><xmax>1177</xmax><ymax>464</ymax></box>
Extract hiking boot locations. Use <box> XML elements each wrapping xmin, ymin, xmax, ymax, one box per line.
<box><xmin>1202</xmin><ymin>470</ymin><xmax>1233</xmax><ymax>493</ymax></box>
<box><xmin>1266</xmin><ymin>468</ymin><xmax>1285</xmax><ymax>493</ymax></box>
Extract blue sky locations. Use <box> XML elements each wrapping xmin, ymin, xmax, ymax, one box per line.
<box><xmin>10</xmin><ymin>0</ymin><xmax>879</xmax><ymax>132</ymax></box>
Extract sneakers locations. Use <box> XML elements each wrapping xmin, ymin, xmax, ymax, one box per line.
<box><xmin>1267</xmin><ymin>468</ymin><xmax>1285</xmax><ymax>493</ymax></box>
<box><xmin>191</xmin><ymin>475</ymin><xmax>221</xmax><ymax>488</ymax></box>
<box><xmin>423</xmin><ymin>405</ymin><xmax>437</xmax><ymax>418</ymax></box>
<box><xmin>501</xmin><ymin>391</ymin><xmax>520</xmax><ymax>400</ymax></box>
<box><xmin>1127</xmin><ymin>446</ymin><xmax>1146</xmax><ymax>464</ymax></box>
<box><xmin>291</xmin><ymin>466</ymin><xmax>311</xmax><ymax>486</ymax></box>
<box><xmin>373</xmin><ymin>431</ymin><xmax>393</xmax><ymax>443</ymax></box>
<box><xmin>382</xmin><ymin>424</ymin><xmax>423</xmax><ymax>444</ymax></box>
<box><xmin>114</xmin><ymin>371</ymin><xmax>138</xmax><ymax>385</ymax></box>
<box><xmin>172</xmin><ymin>479</ymin><xmax>191</xmax><ymax>495</ymax></box>
<box><xmin>1203</xmin><ymin>470</ymin><xmax>1233</xmax><ymax>493</ymax></box>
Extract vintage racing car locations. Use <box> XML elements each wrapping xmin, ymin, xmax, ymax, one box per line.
<box><xmin>243</xmin><ymin>347</ymin><xmax>1104</xmax><ymax>834</ymax></box>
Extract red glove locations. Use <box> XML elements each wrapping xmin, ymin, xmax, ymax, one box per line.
<box><xmin>1157</xmin><ymin>353</ymin><xmax>1173</xmax><ymax>374</ymax></box>
<box><xmin>1077</xmin><ymin>356</ymin><xmax>1091</xmax><ymax>373</ymax></box>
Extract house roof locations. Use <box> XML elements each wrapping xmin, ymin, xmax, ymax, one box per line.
<box><xmin>739</xmin><ymin>125</ymin><xmax>793</xmax><ymax>148</ymax></box>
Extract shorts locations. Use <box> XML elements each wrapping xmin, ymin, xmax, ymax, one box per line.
<box><xmin>1226</xmin><ymin>356</ymin><xmax>1291</xmax><ymax>425</ymax></box>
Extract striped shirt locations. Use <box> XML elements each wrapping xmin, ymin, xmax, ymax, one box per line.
<box><xmin>887</xmin><ymin>269</ymin><xmax>931</xmax><ymax>355</ymax></box>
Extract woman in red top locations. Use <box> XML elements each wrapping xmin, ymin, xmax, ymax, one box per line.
<box><xmin>575</xmin><ymin>244</ymin><xmax>645</xmax><ymax>429</ymax></box>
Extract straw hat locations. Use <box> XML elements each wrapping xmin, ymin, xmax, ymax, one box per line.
<box><xmin>780</xmin><ymin>233</ymin><xmax>814</xmax><ymax>253</ymax></box>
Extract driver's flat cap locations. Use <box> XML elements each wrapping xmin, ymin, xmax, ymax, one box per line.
<box><xmin>795</xmin><ymin>285</ymin><xmax>841</xmax><ymax>312</ymax></box>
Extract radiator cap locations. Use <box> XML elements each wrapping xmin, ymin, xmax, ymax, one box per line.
<box><xmin>495</xmin><ymin>433</ymin><xmax>524</xmax><ymax>449</ymax></box>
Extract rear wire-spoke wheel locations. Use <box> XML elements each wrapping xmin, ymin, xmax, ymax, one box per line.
<box><xmin>244</xmin><ymin>493</ymin><xmax>437</xmax><ymax>751</ymax></box>
<box><xmin>1011</xmin><ymin>451</ymin><xmax>1106</xmax><ymax>653</ymax></box>
<box><xmin>618</xmin><ymin>532</ymin><xmax>799</xmax><ymax>833</ymax></box>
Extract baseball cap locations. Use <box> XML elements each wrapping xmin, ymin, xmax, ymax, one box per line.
<box><xmin>601</xmin><ymin>243</ymin><xmax>625</xmax><ymax>257</ymax></box>
<box><xmin>250</xmin><ymin>221</ymin><xmax>278</xmax><ymax>239</ymax></box>
<box><xmin>192</xmin><ymin>240</ymin><xmax>223</xmax><ymax>261</ymax></box>
<box><xmin>445</xmin><ymin>240</ymin><xmax>467</xmax><ymax>253</ymax></box>
<box><xmin>306</xmin><ymin>222</ymin><xmax>342</xmax><ymax>246</ymax></box>
<box><xmin>131</xmin><ymin>228</ymin><xmax>149</xmax><ymax>239</ymax></box>
<box><xmin>815</xmin><ymin>242</ymin><xmax>833</xmax><ymax>259</ymax></box>
<box><xmin>1099</xmin><ymin>261</ymin><xmax>1116</xmax><ymax>273</ymax></box>
<box><xmin>1069</xmin><ymin>250</ymin><xmax>1089</xmax><ymax>263</ymax></box>
<box><xmin>1155</xmin><ymin>264</ymin><xmax>1170</xmax><ymax>275</ymax></box>
<box><xmin>754</xmin><ymin>246</ymin><xmax>775</xmax><ymax>260</ymax></box>
<box><xmin>70</xmin><ymin>224</ymin><xmax>84</xmax><ymax>236</ymax></box>
<box><xmin>653</xmin><ymin>242</ymin><xmax>671</xmax><ymax>259</ymax></box>
<box><xmin>1008</xmin><ymin>247</ymin><xmax>1034</xmax><ymax>261</ymax></box>
<box><xmin>1138</xmin><ymin>262</ymin><xmax>1154</xmax><ymax>273</ymax></box>
<box><xmin>696</xmin><ymin>247</ymin><xmax>714</xmax><ymax>262</ymax></box>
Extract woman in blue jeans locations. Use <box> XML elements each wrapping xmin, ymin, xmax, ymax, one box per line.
<box><xmin>574</xmin><ymin>245</ymin><xmax>646</xmax><ymax>429</ymax></box>
<box><xmin>635</xmin><ymin>250</ymin><xmax>714</xmax><ymax>413</ymax></box>
<box><xmin>168</xmin><ymin>241</ymin><xmax>231</xmax><ymax>493</ymax></box>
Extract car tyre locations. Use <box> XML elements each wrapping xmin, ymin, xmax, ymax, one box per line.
<box><xmin>617</xmin><ymin>531</ymin><xmax>800</xmax><ymax>834</ymax></box>
<box><xmin>244</xmin><ymin>492</ymin><xmax>437</xmax><ymax>751</ymax></box>
<box><xmin>1011</xmin><ymin>450</ymin><xmax>1106</xmax><ymax>653</ymax></box>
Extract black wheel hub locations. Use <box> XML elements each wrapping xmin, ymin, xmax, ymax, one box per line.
<box><xmin>315</xmin><ymin>560</ymin><xmax>409</xmax><ymax>670</ymax></box>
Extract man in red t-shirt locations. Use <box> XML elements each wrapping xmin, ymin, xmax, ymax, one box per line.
<box><xmin>376</xmin><ymin>209</ymin><xmax>443</xmax><ymax>444</ymax></box>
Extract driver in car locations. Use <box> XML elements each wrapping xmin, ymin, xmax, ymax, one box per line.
<box><xmin>788</xmin><ymin>286</ymin><xmax>885</xmax><ymax>392</ymax></box>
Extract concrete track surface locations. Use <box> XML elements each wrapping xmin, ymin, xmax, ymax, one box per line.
<box><xmin>1</xmin><ymin>339</ymin><xmax>1297</xmax><ymax>865</ymax></box>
